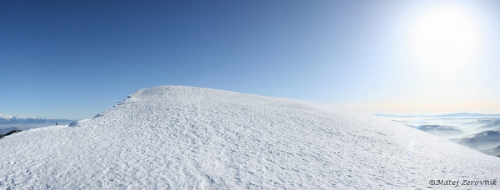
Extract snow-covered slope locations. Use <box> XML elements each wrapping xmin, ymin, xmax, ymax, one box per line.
<box><xmin>1</xmin><ymin>86</ymin><xmax>499</xmax><ymax>189</ymax></box>
<box><xmin>415</xmin><ymin>125</ymin><xmax>464</xmax><ymax>138</ymax></box>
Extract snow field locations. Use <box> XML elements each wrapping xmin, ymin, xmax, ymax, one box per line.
<box><xmin>1</xmin><ymin>86</ymin><xmax>499</xmax><ymax>189</ymax></box>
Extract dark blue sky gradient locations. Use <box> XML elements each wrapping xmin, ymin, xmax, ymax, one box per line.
<box><xmin>1</xmin><ymin>0</ymin><xmax>499</xmax><ymax>119</ymax></box>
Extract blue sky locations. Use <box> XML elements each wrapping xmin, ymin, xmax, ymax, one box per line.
<box><xmin>1</xmin><ymin>0</ymin><xmax>499</xmax><ymax>119</ymax></box>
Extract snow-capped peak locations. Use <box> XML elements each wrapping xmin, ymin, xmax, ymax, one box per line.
<box><xmin>0</xmin><ymin>113</ymin><xmax>13</xmax><ymax>119</ymax></box>
<box><xmin>12</xmin><ymin>115</ymin><xmax>35</xmax><ymax>120</ymax></box>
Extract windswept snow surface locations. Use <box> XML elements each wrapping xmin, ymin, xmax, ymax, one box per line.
<box><xmin>0</xmin><ymin>114</ymin><xmax>13</xmax><ymax>120</ymax></box>
<box><xmin>1</xmin><ymin>86</ymin><xmax>499</xmax><ymax>189</ymax></box>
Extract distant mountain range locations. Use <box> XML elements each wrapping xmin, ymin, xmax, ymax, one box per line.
<box><xmin>482</xmin><ymin>145</ymin><xmax>500</xmax><ymax>157</ymax></box>
<box><xmin>1</xmin><ymin>85</ymin><xmax>499</xmax><ymax>188</ymax></box>
<box><xmin>454</xmin><ymin>129</ymin><xmax>500</xmax><ymax>151</ymax></box>
<box><xmin>434</xmin><ymin>113</ymin><xmax>500</xmax><ymax>117</ymax></box>
<box><xmin>0</xmin><ymin>113</ymin><xmax>73</xmax><ymax>125</ymax></box>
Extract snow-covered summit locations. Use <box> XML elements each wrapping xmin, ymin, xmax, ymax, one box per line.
<box><xmin>1</xmin><ymin>86</ymin><xmax>499</xmax><ymax>189</ymax></box>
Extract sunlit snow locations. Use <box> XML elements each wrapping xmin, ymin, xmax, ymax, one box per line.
<box><xmin>1</xmin><ymin>86</ymin><xmax>499</xmax><ymax>189</ymax></box>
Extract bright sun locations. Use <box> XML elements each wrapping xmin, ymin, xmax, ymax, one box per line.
<box><xmin>408</xmin><ymin>6</ymin><xmax>483</xmax><ymax>75</ymax></box>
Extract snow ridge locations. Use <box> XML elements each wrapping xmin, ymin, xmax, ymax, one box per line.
<box><xmin>1</xmin><ymin>86</ymin><xmax>499</xmax><ymax>189</ymax></box>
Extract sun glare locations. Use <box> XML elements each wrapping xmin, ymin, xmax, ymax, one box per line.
<box><xmin>408</xmin><ymin>6</ymin><xmax>483</xmax><ymax>75</ymax></box>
